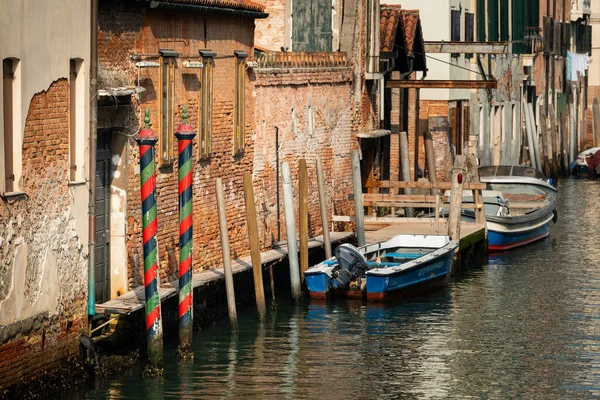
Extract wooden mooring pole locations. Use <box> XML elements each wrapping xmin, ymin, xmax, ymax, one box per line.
<box><xmin>351</xmin><ymin>151</ymin><xmax>366</xmax><ymax>246</ymax></box>
<box><xmin>424</xmin><ymin>131</ymin><xmax>437</xmax><ymax>182</ymax></box>
<box><xmin>282</xmin><ymin>162</ymin><xmax>301</xmax><ymax>301</ymax></box>
<box><xmin>135</xmin><ymin>109</ymin><xmax>163</xmax><ymax>375</ymax></box>
<box><xmin>316</xmin><ymin>158</ymin><xmax>332</xmax><ymax>259</ymax></box>
<box><xmin>216</xmin><ymin>178</ymin><xmax>238</xmax><ymax>333</ymax></box>
<box><xmin>447</xmin><ymin>155</ymin><xmax>466</xmax><ymax>242</ymax></box>
<box><xmin>593</xmin><ymin>98</ymin><xmax>600</xmax><ymax>148</ymax></box>
<box><xmin>299</xmin><ymin>159</ymin><xmax>309</xmax><ymax>282</ymax></box>
<box><xmin>399</xmin><ymin>131</ymin><xmax>414</xmax><ymax>217</ymax></box>
<box><xmin>175</xmin><ymin>106</ymin><xmax>196</xmax><ymax>359</ymax></box>
<box><xmin>243</xmin><ymin>172</ymin><xmax>266</xmax><ymax>322</ymax></box>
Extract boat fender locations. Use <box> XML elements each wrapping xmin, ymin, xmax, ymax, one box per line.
<box><xmin>552</xmin><ymin>209</ymin><xmax>558</xmax><ymax>223</ymax></box>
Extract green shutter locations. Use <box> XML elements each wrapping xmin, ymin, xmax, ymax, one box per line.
<box><xmin>500</xmin><ymin>0</ymin><xmax>509</xmax><ymax>41</ymax></box>
<box><xmin>512</xmin><ymin>0</ymin><xmax>526</xmax><ymax>53</ymax></box>
<box><xmin>488</xmin><ymin>0</ymin><xmax>499</xmax><ymax>42</ymax></box>
<box><xmin>477</xmin><ymin>0</ymin><xmax>486</xmax><ymax>41</ymax></box>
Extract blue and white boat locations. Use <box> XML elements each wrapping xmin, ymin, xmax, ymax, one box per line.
<box><xmin>304</xmin><ymin>234</ymin><xmax>458</xmax><ymax>301</ymax></box>
<box><xmin>460</xmin><ymin>188</ymin><xmax>556</xmax><ymax>251</ymax></box>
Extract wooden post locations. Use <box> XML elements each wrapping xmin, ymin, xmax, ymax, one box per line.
<box><xmin>569</xmin><ymin>102</ymin><xmax>577</xmax><ymax>164</ymax></box>
<box><xmin>216</xmin><ymin>178</ymin><xmax>238</xmax><ymax>333</ymax></box>
<box><xmin>539</xmin><ymin>104</ymin><xmax>550</xmax><ymax>177</ymax></box>
<box><xmin>434</xmin><ymin>194</ymin><xmax>440</xmax><ymax>232</ymax></box>
<box><xmin>593</xmin><ymin>98</ymin><xmax>600</xmax><ymax>148</ymax></box>
<box><xmin>399</xmin><ymin>131</ymin><xmax>414</xmax><ymax>217</ymax></box>
<box><xmin>316</xmin><ymin>158</ymin><xmax>332</xmax><ymax>259</ymax></box>
<box><xmin>298</xmin><ymin>159</ymin><xmax>309</xmax><ymax>281</ymax></box>
<box><xmin>466</xmin><ymin>154</ymin><xmax>486</xmax><ymax>226</ymax></box>
<box><xmin>351</xmin><ymin>151</ymin><xmax>366</xmax><ymax>246</ymax></box>
<box><xmin>528</xmin><ymin>103</ymin><xmax>542</xmax><ymax>171</ymax></box>
<box><xmin>560</xmin><ymin>113</ymin><xmax>569</xmax><ymax>172</ymax></box>
<box><xmin>524</xmin><ymin>101</ymin><xmax>537</xmax><ymax>169</ymax></box>
<box><xmin>242</xmin><ymin>172</ymin><xmax>266</xmax><ymax>322</ymax></box>
<box><xmin>548</xmin><ymin>104</ymin><xmax>559</xmax><ymax>177</ymax></box>
<box><xmin>282</xmin><ymin>162</ymin><xmax>301</xmax><ymax>301</ymax></box>
<box><xmin>424</xmin><ymin>130</ymin><xmax>437</xmax><ymax>182</ymax></box>
<box><xmin>447</xmin><ymin>155</ymin><xmax>466</xmax><ymax>242</ymax></box>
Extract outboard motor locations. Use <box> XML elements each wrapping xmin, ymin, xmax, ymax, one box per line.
<box><xmin>333</xmin><ymin>244</ymin><xmax>370</xmax><ymax>287</ymax></box>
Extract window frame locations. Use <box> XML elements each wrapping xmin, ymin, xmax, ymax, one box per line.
<box><xmin>2</xmin><ymin>57</ymin><xmax>21</xmax><ymax>193</ymax></box>
<box><xmin>199</xmin><ymin>50</ymin><xmax>215</xmax><ymax>160</ymax></box>
<box><xmin>158</xmin><ymin>49</ymin><xmax>178</xmax><ymax>167</ymax></box>
<box><xmin>233</xmin><ymin>50</ymin><xmax>247</xmax><ymax>155</ymax></box>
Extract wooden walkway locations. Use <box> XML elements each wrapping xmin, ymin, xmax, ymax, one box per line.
<box><xmin>95</xmin><ymin>231</ymin><xmax>353</xmax><ymax>315</ymax></box>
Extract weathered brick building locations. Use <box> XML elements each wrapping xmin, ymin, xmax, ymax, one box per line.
<box><xmin>0</xmin><ymin>0</ymin><xmax>91</xmax><ymax>392</ymax></box>
<box><xmin>97</xmin><ymin>0</ymin><xmax>268</xmax><ymax>299</ymax></box>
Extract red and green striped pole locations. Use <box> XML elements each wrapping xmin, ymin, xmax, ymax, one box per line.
<box><xmin>136</xmin><ymin>108</ymin><xmax>164</xmax><ymax>374</ymax></box>
<box><xmin>175</xmin><ymin>106</ymin><xmax>196</xmax><ymax>359</ymax></box>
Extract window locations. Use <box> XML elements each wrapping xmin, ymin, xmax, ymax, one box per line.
<box><xmin>233</xmin><ymin>51</ymin><xmax>247</xmax><ymax>155</ymax></box>
<box><xmin>199</xmin><ymin>50</ymin><xmax>215</xmax><ymax>160</ymax></box>
<box><xmin>2</xmin><ymin>58</ymin><xmax>21</xmax><ymax>193</ymax></box>
<box><xmin>69</xmin><ymin>59</ymin><xmax>85</xmax><ymax>181</ymax></box>
<box><xmin>158</xmin><ymin>49</ymin><xmax>178</xmax><ymax>166</ymax></box>
<box><xmin>451</xmin><ymin>9</ymin><xmax>461</xmax><ymax>58</ymax></box>
<box><xmin>465</xmin><ymin>13</ymin><xmax>474</xmax><ymax>58</ymax></box>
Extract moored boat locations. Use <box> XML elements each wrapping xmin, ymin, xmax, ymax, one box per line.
<box><xmin>304</xmin><ymin>234</ymin><xmax>458</xmax><ymax>301</ymax></box>
<box><xmin>478</xmin><ymin>165</ymin><xmax>557</xmax><ymax>198</ymax></box>
<box><xmin>570</xmin><ymin>147</ymin><xmax>600</xmax><ymax>178</ymax></box>
<box><xmin>461</xmin><ymin>188</ymin><xmax>556</xmax><ymax>251</ymax></box>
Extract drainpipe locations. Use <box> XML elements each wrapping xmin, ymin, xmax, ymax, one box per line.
<box><xmin>400</xmin><ymin>55</ymin><xmax>414</xmax><ymax>80</ymax></box>
<box><xmin>88</xmin><ymin>0</ymin><xmax>98</xmax><ymax>316</ymax></box>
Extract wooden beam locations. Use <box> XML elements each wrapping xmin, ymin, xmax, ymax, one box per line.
<box><xmin>424</xmin><ymin>41</ymin><xmax>509</xmax><ymax>54</ymax></box>
<box><xmin>385</xmin><ymin>79</ymin><xmax>497</xmax><ymax>89</ymax></box>
<box><xmin>364</xmin><ymin>180</ymin><xmax>486</xmax><ymax>190</ymax></box>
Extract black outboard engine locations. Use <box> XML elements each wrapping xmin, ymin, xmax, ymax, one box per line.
<box><xmin>333</xmin><ymin>244</ymin><xmax>371</xmax><ymax>287</ymax></box>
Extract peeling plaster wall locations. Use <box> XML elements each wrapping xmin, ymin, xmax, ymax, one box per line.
<box><xmin>0</xmin><ymin>3</ymin><xmax>90</xmax><ymax>393</ymax></box>
<box><xmin>472</xmin><ymin>56</ymin><xmax>523</xmax><ymax>166</ymax></box>
<box><xmin>0</xmin><ymin>78</ymin><xmax>89</xmax><ymax>392</ymax></box>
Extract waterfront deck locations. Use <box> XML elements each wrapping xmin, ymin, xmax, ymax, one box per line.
<box><xmin>95</xmin><ymin>231</ymin><xmax>354</xmax><ymax>315</ymax></box>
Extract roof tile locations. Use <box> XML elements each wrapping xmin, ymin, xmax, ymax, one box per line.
<box><xmin>143</xmin><ymin>0</ymin><xmax>265</xmax><ymax>13</ymax></box>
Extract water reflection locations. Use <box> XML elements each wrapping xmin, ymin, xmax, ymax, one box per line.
<box><xmin>76</xmin><ymin>180</ymin><xmax>600</xmax><ymax>399</ymax></box>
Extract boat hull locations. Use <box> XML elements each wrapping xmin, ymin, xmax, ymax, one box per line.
<box><xmin>305</xmin><ymin>242</ymin><xmax>457</xmax><ymax>302</ymax></box>
<box><xmin>487</xmin><ymin>220</ymin><xmax>551</xmax><ymax>251</ymax></box>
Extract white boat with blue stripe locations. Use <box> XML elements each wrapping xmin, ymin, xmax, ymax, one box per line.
<box><xmin>304</xmin><ymin>234</ymin><xmax>458</xmax><ymax>301</ymax></box>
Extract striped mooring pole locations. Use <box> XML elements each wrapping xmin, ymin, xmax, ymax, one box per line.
<box><xmin>175</xmin><ymin>106</ymin><xmax>196</xmax><ymax>359</ymax></box>
<box><xmin>136</xmin><ymin>108</ymin><xmax>164</xmax><ymax>374</ymax></box>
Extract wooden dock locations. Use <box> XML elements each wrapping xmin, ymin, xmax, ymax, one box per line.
<box><xmin>95</xmin><ymin>231</ymin><xmax>353</xmax><ymax>315</ymax></box>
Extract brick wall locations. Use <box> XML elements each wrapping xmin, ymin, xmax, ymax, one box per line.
<box><xmin>254</xmin><ymin>0</ymin><xmax>286</xmax><ymax>51</ymax></box>
<box><xmin>253</xmin><ymin>67</ymin><xmax>357</xmax><ymax>243</ymax></box>
<box><xmin>99</xmin><ymin>6</ymin><xmax>265</xmax><ymax>287</ymax></box>
<box><xmin>0</xmin><ymin>80</ymin><xmax>88</xmax><ymax>392</ymax></box>
<box><xmin>420</xmin><ymin>100</ymin><xmax>452</xmax><ymax>181</ymax></box>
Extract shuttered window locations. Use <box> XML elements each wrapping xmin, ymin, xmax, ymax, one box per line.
<box><xmin>233</xmin><ymin>51</ymin><xmax>247</xmax><ymax>155</ymax></box>
<box><xmin>476</xmin><ymin>0</ymin><xmax>486</xmax><ymax>41</ymax></box>
<box><xmin>199</xmin><ymin>50</ymin><xmax>215</xmax><ymax>160</ymax></box>
<box><xmin>451</xmin><ymin>10</ymin><xmax>460</xmax><ymax>58</ymax></box>
<box><xmin>465</xmin><ymin>13</ymin><xmax>474</xmax><ymax>58</ymax></box>
<box><xmin>158</xmin><ymin>49</ymin><xmax>178</xmax><ymax>166</ymax></box>
<box><xmin>292</xmin><ymin>0</ymin><xmax>332</xmax><ymax>51</ymax></box>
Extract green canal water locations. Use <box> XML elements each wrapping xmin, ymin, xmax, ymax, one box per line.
<box><xmin>75</xmin><ymin>179</ymin><xmax>600</xmax><ymax>399</ymax></box>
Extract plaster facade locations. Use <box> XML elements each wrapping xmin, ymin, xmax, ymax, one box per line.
<box><xmin>0</xmin><ymin>0</ymin><xmax>91</xmax><ymax>391</ymax></box>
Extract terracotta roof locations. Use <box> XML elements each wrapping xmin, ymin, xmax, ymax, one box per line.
<box><xmin>380</xmin><ymin>6</ymin><xmax>422</xmax><ymax>54</ymax></box>
<box><xmin>401</xmin><ymin>10</ymin><xmax>420</xmax><ymax>53</ymax></box>
<box><xmin>380</xmin><ymin>5</ymin><xmax>403</xmax><ymax>52</ymax></box>
<box><xmin>142</xmin><ymin>0</ymin><xmax>266</xmax><ymax>13</ymax></box>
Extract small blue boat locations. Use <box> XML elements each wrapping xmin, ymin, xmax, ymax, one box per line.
<box><xmin>304</xmin><ymin>234</ymin><xmax>458</xmax><ymax>301</ymax></box>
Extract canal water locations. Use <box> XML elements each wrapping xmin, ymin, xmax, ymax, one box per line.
<box><xmin>75</xmin><ymin>179</ymin><xmax>599</xmax><ymax>399</ymax></box>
